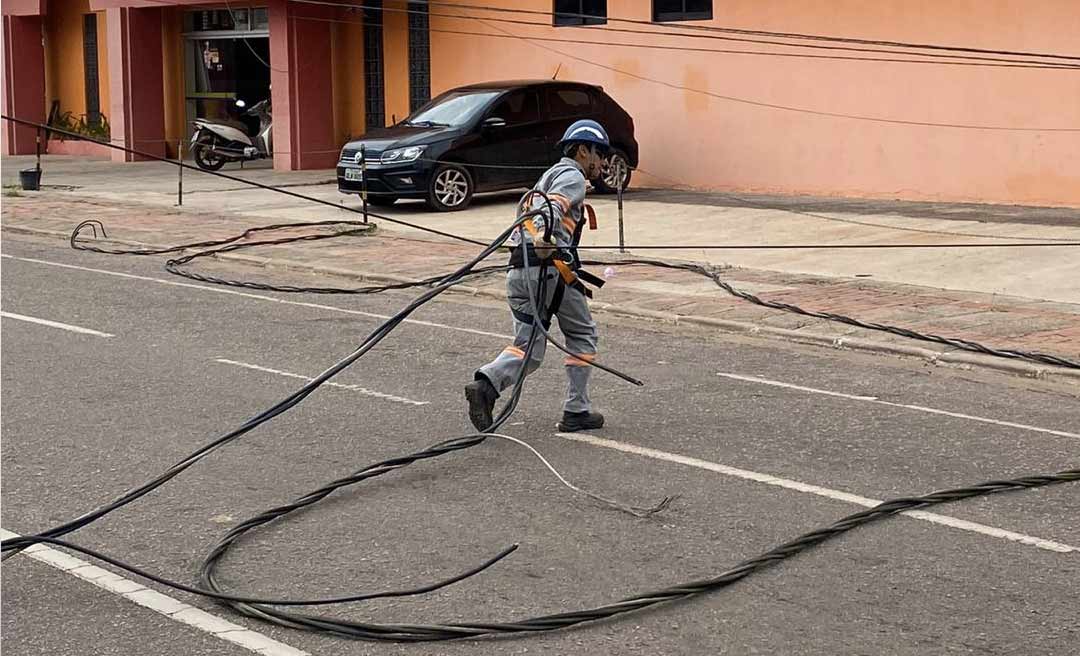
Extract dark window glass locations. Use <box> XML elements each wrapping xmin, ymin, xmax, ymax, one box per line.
<box><xmin>408</xmin><ymin>1</ymin><xmax>431</xmax><ymax>112</ymax></box>
<box><xmin>653</xmin><ymin>0</ymin><xmax>712</xmax><ymax>22</ymax></box>
<box><xmin>82</xmin><ymin>13</ymin><xmax>101</xmax><ymax>126</ymax></box>
<box><xmin>363</xmin><ymin>1</ymin><xmax>385</xmax><ymax>128</ymax></box>
<box><xmin>252</xmin><ymin>8</ymin><xmax>269</xmax><ymax>31</ymax></box>
<box><xmin>489</xmin><ymin>91</ymin><xmax>540</xmax><ymax>124</ymax></box>
<box><xmin>406</xmin><ymin>91</ymin><xmax>502</xmax><ymax>127</ymax></box>
<box><xmin>553</xmin><ymin>0</ymin><xmax>606</xmax><ymax>27</ymax></box>
<box><xmin>547</xmin><ymin>88</ymin><xmax>592</xmax><ymax>118</ymax></box>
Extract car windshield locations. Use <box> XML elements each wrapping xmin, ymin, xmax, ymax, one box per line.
<box><xmin>403</xmin><ymin>91</ymin><xmax>501</xmax><ymax>127</ymax></box>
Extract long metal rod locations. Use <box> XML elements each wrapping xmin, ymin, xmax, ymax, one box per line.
<box><xmin>177</xmin><ymin>140</ymin><xmax>184</xmax><ymax>206</ymax></box>
<box><xmin>617</xmin><ymin>175</ymin><xmax>625</xmax><ymax>253</ymax></box>
<box><xmin>360</xmin><ymin>144</ymin><xmax>369</xmax><ymax>224</ymax></box>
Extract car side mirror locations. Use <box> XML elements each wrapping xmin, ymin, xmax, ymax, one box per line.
<box><xmin>482</xmin><ymin>117</ymin><xmax>507</xmax><ymax>129</ymax></box>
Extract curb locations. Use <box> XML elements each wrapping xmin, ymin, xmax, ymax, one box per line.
<box><xmin>6</xmin><ymin>223</ymin><xmax>1078</xmax><ymax>384</ymax></box>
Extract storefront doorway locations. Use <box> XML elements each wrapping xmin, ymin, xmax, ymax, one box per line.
<box><xmin>183</xmin><ymin>8</ymin><xmax>271</xmax><ymax>141</ymax></box>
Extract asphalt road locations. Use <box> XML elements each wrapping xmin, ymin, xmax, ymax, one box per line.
<box><xmin>2</xmin><ymin>233</ymin><xmax>1078</xmax><ymax>656</ymax></box>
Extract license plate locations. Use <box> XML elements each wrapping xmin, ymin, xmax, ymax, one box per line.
<box><xmin>344</xmin><ymin>168</ymin><xmax>364</xmax><ymax>182</ymax></box>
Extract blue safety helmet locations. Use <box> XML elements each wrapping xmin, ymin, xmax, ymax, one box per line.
<box><xmin>556</xmin><ymin>119</ymin><xmax>611</xmax><ymax>156</ymax></box>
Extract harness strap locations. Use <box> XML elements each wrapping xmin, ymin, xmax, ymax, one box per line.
<box><xmin>510</xmin><ymin>271</ymin><xmax>566</xmax><ymax>329</ymax></box>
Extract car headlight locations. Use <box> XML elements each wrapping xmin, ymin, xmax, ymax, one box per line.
<box><xmin>381</xmin><ymin>146</ymin><xmax>426</xmax><ymax>164</ymax></box>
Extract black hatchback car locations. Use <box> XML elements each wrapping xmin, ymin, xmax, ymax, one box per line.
<box><xmin>337</xmin><ymin>80</ymin><xmax>638</xmax><ymax>211</ymax></box>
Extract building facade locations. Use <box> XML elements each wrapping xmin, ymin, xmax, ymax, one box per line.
<box><xmin>4</xmin><ymin>1</ymin><xmax>1079</xmax><ymax>206</ymax></box>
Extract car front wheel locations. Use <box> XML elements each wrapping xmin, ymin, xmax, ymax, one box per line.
<box><xmin>592</xmin><ymin>149</ymin><xmax>632</xmax><ymax>194</ymax></box>
<box><xmin>426</xmin><ymin>164</ymin><xmax>474</xmax><ymax>212</ymax></box>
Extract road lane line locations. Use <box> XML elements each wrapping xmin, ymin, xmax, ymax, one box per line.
<box><xmin>556</xmin><ymin>433</ymin><xmax>1078</xmax><ymax>554</ymax></box>
<box><xmin>1</xmin><ymin>311</ymin><xmax>114</xmax><ymax>338</ymax></box>
<box><xmin>1</xmin><ymin>253</ymin><xmax>511</xmax><ymax>340</ymax></box>
<box><xmin>0</xmin><ymin>528</ymin><xmax>309</xmax><ymax>656</ymax></box>
<box><xmin>215</xmin><ymin>358</ymin><xmax>428</xmax><ymax>406</ymax></box>
<box><xmin>716</xmin><ymin>372</ymin><xmax>1080</xmax><ymax>440</ymax></box>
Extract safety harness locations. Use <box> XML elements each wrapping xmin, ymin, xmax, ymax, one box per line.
<box><xmin>509</xmin><ymin>200</ymin><xmax>604</xmax><ymax>325</ymax></box>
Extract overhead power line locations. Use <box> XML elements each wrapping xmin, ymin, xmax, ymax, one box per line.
<box><xmin>290</xmin><ymin>0</ymin><xmax>1080</xmax><ymax>69</ymax></box>
<box><xmin>474</xmin><ymin>17</ymin><xmax>1080</xmax><ymax>132</ymax></box>
<box><xmin>413</xmin><ymin>0</ymin><xmax>1080</xmax><ymax>63</ymax></box>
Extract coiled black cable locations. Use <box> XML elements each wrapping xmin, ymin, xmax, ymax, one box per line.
<box><xmin>197</xmin><ymin>467</ymin><xmax>1080</xmax><ymax>641</ymax></box>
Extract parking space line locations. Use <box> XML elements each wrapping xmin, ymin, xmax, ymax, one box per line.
<box><xmin>1</xmin><ymin>254</ymin><xmax>511</xmax><ymax>340</ymax></box>
<box><xmin>1</xmin><ymin>311</ymin><xmax>114</xmax><ymax>338</ymax></box>
<box><xmin>556</xmin><ymin>433</ymin><xmax>1078</xmax><ymax>554</ymax></box>
<box><xmin>716</xmin><ymin>372</ymin><xmax>1080</xmax><ymax>440</ymax></box>
<box><xmin>0</xmin><ymin>528</ymin><xmax>310</xmax><ymax>656</ymax></box>
<box><xmin>215</xmin><ymin>358</ymin><xmax>428</xmax><ymax>406</ymax></box>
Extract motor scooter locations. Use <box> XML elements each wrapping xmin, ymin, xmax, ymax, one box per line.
<box><xmin>190</xmin><ymin>98</ymin><xmax>272</xmax><ymax>171</ymax></box>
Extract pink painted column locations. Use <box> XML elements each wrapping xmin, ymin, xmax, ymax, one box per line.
<box><xmin>2</xmin><ymin>14</ymin><xmax>46</xmax><ymax>156</ymax></box>
<box><xmin>268</xmin><ymin>0</ymin><xmax>336</xmax><ymax>171</ymax></box>
<box><xmin>106</xmin><ymin>6</ymin><xmax>165</xmax><ymax>161</ymax></box>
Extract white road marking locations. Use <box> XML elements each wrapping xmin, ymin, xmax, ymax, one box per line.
<box><xmin>215</xmin><ymin>358</ymin><xmax>428</xmax><ymax>406</ymax></box>
<box><xmin>716</xmin><ymin>372</ymin><xmax>1080</xmax><ymax>440</ymax></box>
<box><xmin>0</xmin><ymin>311</ymin><xmax>114</xmax><ymax>338</ymax></box>
<box><xmin>0</xmin><ymin>528</ymin><xmax>309</xmax><ymax>656</ymax></box>
<box><xmin>1</xmin><ymin>254</ymin><xmax>511</xmax><ymax>340</ymax></box>
<box><xmin>557</xmin><ymin>433</ymin><xmax>1078</xmax><ymax>554</ymax></box>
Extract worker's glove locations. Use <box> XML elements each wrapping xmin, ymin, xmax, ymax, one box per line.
<box><xmin>534</xmin><ymin>236</ymin><xmax>556</xmax><ymax>260</ymax></box>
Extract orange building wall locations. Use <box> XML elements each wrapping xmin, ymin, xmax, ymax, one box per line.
<box><xmin>428</xmin><ymin>0</ymin><xmax>1080</xmax><ymax>207</ymax></box>
<box><xmin>44</xmin><ymin>0</ymin><xmax>92</xmax><ymax>119</ymax></box>
<box><xmin>382</xmin><ymin>0</ymin><xmax>409</xmax><ymax>126</ymax></box>
<box><xmin>331</xmin><ymin>11</ymin><xmax>365</xmax><ymax>144</ymax></box>
<box><xmin>42</xmin><ymin>2</ymin><xmax>110</xmax><ymax>134</ymax></box>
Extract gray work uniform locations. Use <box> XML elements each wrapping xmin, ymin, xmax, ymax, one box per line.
<box><xmin>476</xmin><ymin>158</ymin><xmax>599</xmax><ymax>413</ymax></box>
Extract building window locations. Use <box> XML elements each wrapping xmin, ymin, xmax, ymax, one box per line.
<box><xmin>553</xmin><ymin>0</ymin><xmax>607</xmax><ymax>27</ymax></box>
<box><xmin>407</xmin><ymin>1</ymin><xmax>431</xmax><ymax>113</ymax></box>
<box><xmin>82</xmin><ymin>13</ymin><xmax>101</xmax><ymax>127</ymax></box>
<box><xmin>363</xmin><ymin>1</ymin><xmax>386</xmax><ymax>128</ymax></box>
<box><xmin>652</xmin><ymin>0</ymin><xmax>712</xmax><ymax>22</ymax></box>
<box><xmin>184</xmin><ymin>8</ymin><xmax>269</xmax><ymax>34</ymax></box>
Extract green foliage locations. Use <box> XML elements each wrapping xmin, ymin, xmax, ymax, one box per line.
<box><xmin>50</xmin><ymin>111</ymin><xmax>111</xmax><ymax>142</ymax></box>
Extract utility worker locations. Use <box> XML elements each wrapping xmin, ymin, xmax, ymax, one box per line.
<box><xmin>465</xmin><ymin>120</ymin><xmax>612</xmax><ymax>433</ymax></box>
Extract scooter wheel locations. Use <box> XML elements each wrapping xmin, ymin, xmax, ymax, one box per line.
<box><xmin>193</xmin><ymin>144</ymin><xmax>227</xmax><ymax>171</ymax></box>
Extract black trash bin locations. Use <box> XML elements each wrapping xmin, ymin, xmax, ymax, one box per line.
<box><xmin>19</xmin><ymin>168</ymin><xmax>41</xmax><ymax>191</ymax></box>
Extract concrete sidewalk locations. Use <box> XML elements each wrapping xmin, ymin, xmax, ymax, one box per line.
<box><xmin>4</xmin><ymin>155</ymin><xmax>1079</xmax><ymax>303</ymax></box>
<box><xmin>3</xmin><ymin>189</ymin><xmax>1078</xmax><ymax>381</ymax></box>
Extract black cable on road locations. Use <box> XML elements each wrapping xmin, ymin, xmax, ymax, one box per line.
<box><xmin>67</xmin><ymin>220</ymin><xmax>1080</xmax><ymax>371</ymax></box>
<box><xmin>8</xmin><ymin>466</ymin><xmax>1077</xmax><ymax>641</ymax></box>
<box><xmin>196</xmin><ymin>467</ymin><xmax>1080</xmax><ymax>641</ymax></box>
<box><xmin>613</xmin><ymin>256</ymin><xmax>1080</xmax><ymax>370</ymax></box>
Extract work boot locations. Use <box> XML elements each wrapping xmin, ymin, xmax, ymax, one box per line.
<box><xmin>557</xmin><ymin>410</ymin><xmax>604</xmax><ymax>433</ymax></box>
<box><xmin>465</xmin><ymin>376</ymin><xmax>499</xmax><ymax>432</ymax></box>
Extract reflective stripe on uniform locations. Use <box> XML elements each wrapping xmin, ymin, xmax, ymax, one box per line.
<box><xmin>503</xmin><ymin>346</ymin><xmax>526</xmax><ymax>359</ymax></box>
<box><xmin>549</xmin><ymin>194</ymin><xmax>572</xmax><ymax>214</ymax></box>
<box><xmin>565</xmin><ymin>352</ymin><xmax>596</xmax><ymax>367</ymax></box>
